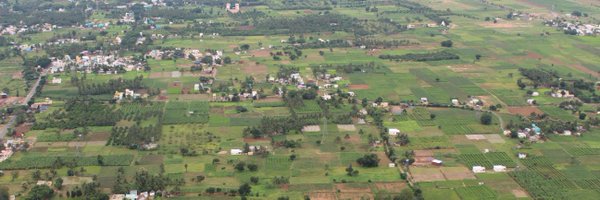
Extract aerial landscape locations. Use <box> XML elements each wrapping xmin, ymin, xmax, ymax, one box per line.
<box><xmin>0</xmin><ymin>0</ymin><xmax>600</xmax><ymax>199</ymax></box>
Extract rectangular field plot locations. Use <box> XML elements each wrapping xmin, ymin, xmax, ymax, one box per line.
<box><xmin>454</xmin><ymin>185</ymin><xmax>497</xmax><ymax>200</ymax></box>
<box><xmin>163</xmin><ymin>101</ymin><xmax>209</xmax><ymax>124</ymax></box>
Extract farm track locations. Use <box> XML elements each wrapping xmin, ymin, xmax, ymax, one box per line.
<box><xmin>0</xmin><ymin>70</ymin><xmax>46</xmax><ymax>139</ymax></box>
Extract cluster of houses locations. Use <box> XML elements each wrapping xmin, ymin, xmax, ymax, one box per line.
<box><xmin>544</xmin><ymin>19</ymin><xmax>600</xmax><ymax>36</ymax></box>
<box><xmin>82</xmin><ymin>21</ymin><xmax>110</xmax><ymax>29</ymax></box>
<box><xmin>30</xmin><ymin>98</ymin><xmax>53</xmax><ymax>113</ymax></box>
<box><xmin>229</xmin><ymin>145</ymin><xmax>266</xmax><ymax>156</ymax></box>
<box><xmin>146</xmin><ymin>48</ymin><xmax>222</xmax><ymax>64</ymax></box>
<box><xmin>503</xmin><ymin>123</ymin><xmax>542</xmax><ymax>142</ymax></box>
<box><xmin>550</xmin><ymin>89</ymin><xmax>575</xmax><ymax>98</ymax></box>
<box><xmin>49</xmin><ymin>51</ymin><xmax>143</xmax><ymax>74</ymax></box>
<box><xmin>110</xmin><ymin>190</ymin><xmax>156</xmax><ymax>200</ymax></box>
<box><xmin>210</xmin><ymin>91</ymin><xmax>260</xmax><ymax>102</ymax></box>
<box><xmin>113</xmin><ymin>89</ymin><xmax>145</xmax><ymax>101</ymax></box>
<box><xmin>268</xmin><ymin>73</ymin><xmax>307</xmax><ymax>90</ymax></box>
<box><xmin>0</xmin><ymin>23</ymin><xmax>56</xmax><ymax>35</ymax></box>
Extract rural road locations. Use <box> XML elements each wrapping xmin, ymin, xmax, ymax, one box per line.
<box><xmin>0</xmin><ymin>70</ymin><xmax>46</xmax><ymax>139</ymax></box>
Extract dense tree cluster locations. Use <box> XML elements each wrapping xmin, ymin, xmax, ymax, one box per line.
<box><xmin>32</xmin><ymin>97</ymin><xmax>120</xmax><ymax>129</ymax></box>
<box><xmin>75</xmin><ymin>76</ymin><xmax>146</xmax><ymax>95</ymax></box>
<box><xmin>354</xmin><ymin>38</ymin><xmax>418</xmax><ymax>49</ymax></box>
<box><xmin>518</xmin><ymin>68</ymin><xmax>559</xmax><ymax>87</ymax></box>
<box><xmin>379</xmin><ymin>51</ymin><xmax>460</xmax><ymax>62</ymax></box>
<box><xmin>356</xmin><ymin>154</ymin><xmax>379</xmax><ymax>167</ymax></box>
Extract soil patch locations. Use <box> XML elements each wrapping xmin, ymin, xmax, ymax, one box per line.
<box><xmin>440</xmin><ymin>166</ymin><xmax>476</xmax><ymax>180</ymax></box>
<box><xmin>86</xmin><ymin>132</ymin><xmax>110</xmax><ymax>141</ymax></box>
<box><xmin>309</xmin><ymin>191</ymin><xmax>336</xmax><ymax>200</ymax></box>
<box><xmin>507</xmin><ymin>106</ymin><xmax>544</xmax><ymax>116</ymax></box>
<box><xmin>374</xmin><ymin>182</ymin><xmax>407</xmax><ymax>192</ymax></box>
<box><xmin>250</xmin><ymin>49</ymin><xmax>271</xmax><ymax>57</ymax></box>
<box><xmin>243</xmin><ymin>137</ymin><xmax>270</xmax><ymax>143</ymax></box>
<box><xmin>410</xmin><ymin>167</ymin><xmax>445</xmax><ymax>182</ymax></box>
<box><xmin>337</xmin><ymin>124</ymin><xmax>356</xmax><ymax>132</ymax></box>
<box><xmin>512</xmin><ymin>189</ymin><xmax>529</xmax><ymax>198</ymax></box>
<box><xmin>484</xmin><ymin>134</ymin><xmax>506</xmax><ymax>144</ymax></box>
<box><xmin>241</xmin><ymin>61</ymin><xmax>269</xmax><ymax>77</ymax></box>
<box><xmin>302</xmin><ymin>125</ymin><xmax>320</xmax><ymax>132</ymax></box>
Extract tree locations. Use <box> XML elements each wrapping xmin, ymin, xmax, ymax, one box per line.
<box><xmin>247</xmin><ymin>164</ymin><xmax>258</xmax><ymax>171</ymax></box>
<box><xmin>97</xmin><ymin>155</ymin><xmax>104</xmax><ymax>165</ymax></box>
<box><xmin>357</xmin><ymin>154</ymin><xmax>380</xmax><ymax>167</ymax></box>
<box><xmin>250</xmin><ymin>176</ymin><xmax>259</xmax><ymax>184</ymax></box>
<box><xmin>345</xmin><ymin>164</ymin><xmax>359</xmax><ymax>176</ymax></box>
<box><xmin>480</xmin><ymin>113</ymin><xmax>493</xmax><ymax>125</ymax></box>
<box><xmin>579</xmin><ymin>113</ymin><xmax>587</xmax><ymax>120</ymax></box>
<box><xmin>238</xmin><ymin>183</ymin><xmax>252</xmax><ymax>196</ymax></box>
<box><xmin>440</xmin><ymin>40</ymin><xmax>453</xmax><ymax>47</ymax></box>
<box><xmin>26</xmin><ymin>185</ymin><xmax>54</xmax><ymax>200</ymax></box>
<box><xmin>235</xmin><ymin>162</ymin><xmax>246</xmax><ymax>171</ymax></box>
<box><xmin>223</xmin><ymin>56</ymin><xmax>232</xmax><ymax>64</ymax></box>
<box><xmin>475</xmin><ymin>54</ymin><xmax>482</xmax><ymax>60</ymax></box>
<box><xmin>430</xmin><ymin>114</ymin><xmax>436</xmax><ymax>120</ymax></box>
<box><xmin>54</xmin><ymin>177</ymin><xmax>63</xmax><ymax>190</ymax></box>
<box><xmin>240</xmin><ymin>44</ymin><xmax>250</xmax><ymax>51</ymax></box>
<box><xmin>517</xmin><ymin>79</ymin><xmax>526</xmax><ymax>89</ymax></box>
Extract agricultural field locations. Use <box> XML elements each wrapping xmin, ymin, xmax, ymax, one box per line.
<box><xmin>0</xmin><ymin>0</ymin><xmax>598</xmax><ymax>199</ymax></box>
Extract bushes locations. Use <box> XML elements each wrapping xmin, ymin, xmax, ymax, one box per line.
<box><xmin>480</xmin><ymin>112</ymin><xmax>492</xmax><ymax>125</ymax></box>
<box><xmin>357</xmin><ymin>154</ymin><xmax>379</xmax><ymax>167</ymax></box>
<box><xmin>0</xmin><ymin>155</ymin><xmax>133</xmax><ymax>170</ymax></box>
<box><xmin>440</xmin><ymin>40</ymin><xmax>453</xmax><ymax>47</ymax></box>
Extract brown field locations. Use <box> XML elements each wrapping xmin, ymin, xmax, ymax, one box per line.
<box><xmin>86</xmin><ymin>132</ymin><xmax>110</xmax><ymax>141</ymax></box>
<box><xmin>250</xmin><ymin>49</ymin><xmax>271</xmax><ymax>57</ymax></box>
<box><xmin>410</xmin><ymin>167</ymin><xmax>445</xmax><ymax>182</ymax></box>
<box><xmin>309</xmin><ymin>191</ymin><xmax>336</xmax><ymax>200</ymax></box>
<box><xmin>241</xmin><ymin>61</ymin><xmax>269</xmax><ymax>77</ymax></box>
<box><xmin>337</xmin><ymin>124</ymin><xmax>356</xmax><ymax>132</ymax></box>
<box><xmin>348</xmin><ymin>84</ymin><xmax>369</xmax><ymax>90</ymax></box>
<box><xmin>512</xmin><ymin>189</ymin><xmax>529</xmax><ymax>198</ymax></box>
<box><xmin>176</xmin><ymin>94</ymin><xmax>211</xmax><ymax>101</ymax></box>
<box><xmin>374</xmin><ymin>182</ymin><xmax>407</xmax><ymax>192</ymax></box>
<box><xmin>440</xmin><ymin>166</ymin><xmax>476</xmax><ymax>180</ymax></box>
<box><xmin>507</xmin><ymin>106</ymin><xmax>543</xmax><ymax>116</ymax></box>
<box><xmin>335</xmin><ymin>184</ymin><xmax>374</xmax><ymax>200</ymax></box>
<box><xmin>0</xmin><ymin>97</ymin><xmax>25</xmax><ymax>106</ymax></box>
<box><xmin>12</xmin><ymin>72</ymin><xmax>23</xmax><ymax>79</ymax></box>
<box><xmin>479</xmin><ymin>22</ymin><xmax>531</xmax><ymax>28</ymax></box>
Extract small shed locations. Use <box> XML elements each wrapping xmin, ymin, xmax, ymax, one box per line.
<box><xmin>472</xmin><ymin>166</ymin><xmax>486</xmax><ymax>173</ymax></box>
<box><xmin>518</xmin><ymin>153</ymin><xmax>527</xmax><ymax>159</ymax></box>
<box><xmin>388</xmin><ymin>163</ymin><xmax>396</xmax><ymax>168</ymax></box>
<box><xmin>388</xmin><ymin>128</ymin><xmax>400</xmax><ymax>136</ymax></box>
<box><xmin>493</xmin><ymin>165</ymin><xmax>507</xmax><ymax>172</ymax></box>
<box><xmin>432</xmin><ymin>159</ymin><xmax>443</xmax><ymax>166</ymax></box>
<box><xmin>230</xmin><ymin>149</ymin><xmax>243</xmax><ymax>155</ymax></box>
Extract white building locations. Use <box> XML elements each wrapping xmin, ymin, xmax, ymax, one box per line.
<box><xmin>388</xmin><ymin>128</ymin><xmax>400</xmax><ymax>136</ymax></box>
<box><xmin>472</xmin><ymin>166</ymin><xmax>486</xmax><ymax>173</ymax></box>
<box><xmin>493</xmin><ymin>165</ymin><xmax>507</xmax><ymax>172</ymax></box>
<box><xmin>230</xmin><ymin>149</ymin><xmax>243</xmax><ymax>155</ymax></box>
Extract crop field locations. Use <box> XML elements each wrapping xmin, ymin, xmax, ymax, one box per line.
<box><xmin>0</xmin><ymin>0</ymin><xmax>599</xmax><ymax>199</ymax></box>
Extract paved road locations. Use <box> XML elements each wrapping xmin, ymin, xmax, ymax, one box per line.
<box><xmin>0</xmin><ymin>70</ymin><xmax>46</xmax><ymax>139</ymax></box>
